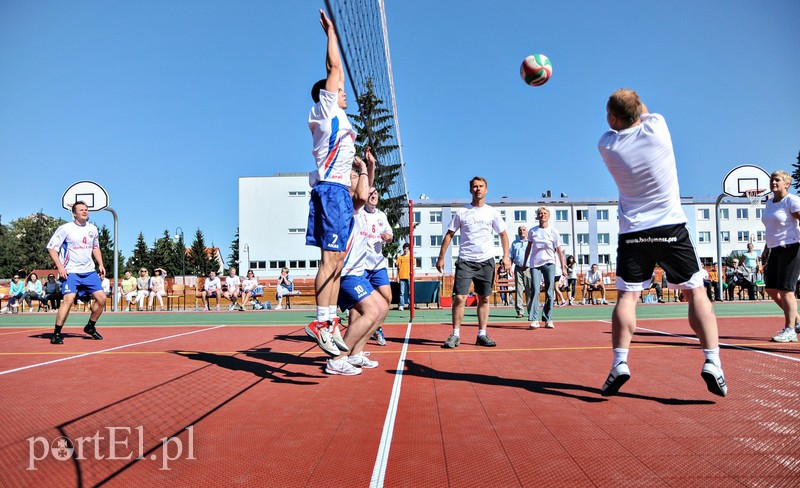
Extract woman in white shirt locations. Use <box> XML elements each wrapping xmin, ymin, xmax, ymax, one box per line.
<box><xmin>761</xmin><ymin>170</ymin><xmax>800</xmax><ymax>343</ymax></box>
<box><xmin>522</xmin><ymin>207</ymin><xmax>567</xmax><ymax>329</ymax></box>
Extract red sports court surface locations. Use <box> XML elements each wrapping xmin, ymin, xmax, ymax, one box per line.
<box><xmin>0</xmin><ymin>316</ymin><xmax>798</xmax><ymax>487</ymax></box>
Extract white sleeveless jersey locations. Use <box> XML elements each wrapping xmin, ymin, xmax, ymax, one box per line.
<box><xmin>46</xmin><ymin>221</ymin><xmax>99</xmax><ymax>273</ymax></box>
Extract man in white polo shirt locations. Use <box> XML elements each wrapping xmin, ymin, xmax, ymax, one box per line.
<box><xmin>597</xmin><ymin>88</ymin><xmax>726</xmax><ymax>398</ymax></box>
<box><xmin>437</xmin><ymin>176</ymin><xmax>510</xmax><ymax>348</ymax></box>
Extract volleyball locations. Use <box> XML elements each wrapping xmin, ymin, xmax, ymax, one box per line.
<box><xmin>520</xmin><ymin>54</ymin><xmax>552</xmax><ymax>86</ymax></box>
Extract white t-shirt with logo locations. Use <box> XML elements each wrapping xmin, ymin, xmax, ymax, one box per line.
<box><xmin>46</xmin><ymin>221</ymin><xmax>100</xmax><ymax>273</ymax></box>
<box><xmin>308</xmin><ymin>89</ymin><xmax>356</xmax><ymax>187</ymax></box>
<box><xmin>448</xmin><ymin>204</ymin><xmax>507</xmax><ymax>263</ymax></box>
<box><xmin>204</xmin><ymin>277</ymin><xmax>222</xmax><ymax>292</ymax></box>
<box><xmin>360</xmin><ymin>207</ymin><xmax>392</xmax><ymax>271</ymax></box>
<box><xmin>225</xmin><ymin>275</ymin><xmax>241</xmax><ymax>291</ymax></box>
<box><xmin>526</xmin><ymin>225</ymin><xmax>561</xmax><ymax>268</ymax></box>
<box><xmin>342</xmin><ymin>211</ymin><xmax>369</xmax><ymax>277</ymax></box>
<box><xmin>598</xmin><ymin>113</ymin><xmax>687</xmax><ymax>234</ymax></box>
<box><xmin>762</xmin><ymin>193</ymin><xmax>800</xmax><ymax>248</ymax></box>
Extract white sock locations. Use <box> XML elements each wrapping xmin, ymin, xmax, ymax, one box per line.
<box><xmin>328</xmin><ymin>305</ymin><xmax>337</xmax><ymax>321</ymax></box>
<box><xmin>477</xmin><ymin>329</ymin><xmax>487</xmax><ymax>337</ymax></box>
<box><xmin>452</xmin><ymin>328</ymin><xmax>460</xmax><ymax>338</ymax></box>
<box><xmin>612</xmin><ymin>348</ymin><xmax>629</xmax><ymax>368</ymax></box>
<box><xmin>703</xmin><ymin>348</ymin><xmax>721</xmax><ymax>368</ymax></box>
<box><xmin>316</xmin><ymin>307</ymin><xmax>327</xmax><ymax>322</ymax></box>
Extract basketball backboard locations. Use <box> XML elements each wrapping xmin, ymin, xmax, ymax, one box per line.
<box><xmin>722</xmin><ymin>165</ymin><xmax>770</xmax><ymax>198</ymax></box>
<box><xmin>62</xmin><ymin>181</ymin><xmax>109</xmax><ymax>211</ymax></box>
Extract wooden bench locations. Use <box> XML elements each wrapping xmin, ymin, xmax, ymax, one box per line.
<box><xmin>492</xmin><ymin>278</ymin><xmax>515</xmax><ymax>306</ymax></box>
<box><xmin>267</xmin><ymin>281</ymin><xmax>316</xmax><ymax>309</ymax></box>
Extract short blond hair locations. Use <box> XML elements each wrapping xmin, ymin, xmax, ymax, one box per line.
<box><xmin>771</xmin><ymin>170</ymin><xmax>792</xmax><ymax>186</ymax></box>
<box><xmin>536</xmin><ymin>206</ymin><xmax>550</xmax><ymax>217</ymax></box>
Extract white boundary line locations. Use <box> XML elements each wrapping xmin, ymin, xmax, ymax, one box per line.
<box><xmin>599</xmin><ymin>320</ymin><xmax>800</xmax><ymax>363</ymax></box>
<box><xmin>370</xmin><ymin>321</ymin><xmax>413</xmax><ymax>488</ymax></box>
<box><xmin>0</xmin><ymin>325</ymin><xmax>227</xmax><ymax>376</ymax></box>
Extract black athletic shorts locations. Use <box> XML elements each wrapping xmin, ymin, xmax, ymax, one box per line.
<box><xmin>616</xmin><ymin>223</ymin><xmax>704</xmax><ymax>290</ymax></box>
<box><xmin>764</xmin><ymin>243</ymin><xmax>800</xmax><ymax>291</ymax></box>
<box><xmin>453</xmin><ymin>258</ymin><xmax>495</xmax><ymax>297</ymax></box>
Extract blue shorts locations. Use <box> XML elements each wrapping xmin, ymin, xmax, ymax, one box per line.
<box><xmin>366</xmin><ymin>268</ymin><xmax>390</xmax><ymax>288</ymax></box>
<box><xmin>337</xmin><ymin>274</ymin><xmax>375</xmax><ymax>312</ymax></box>
<box><xmin>306</xmin><ymin>182</ymin><xmax>354</xmax><ymax>251</ymax></box>
<box><xmin>62</xmin><ymin>272</ymin><xmax>103</xmax><ymax>297</ymax></box>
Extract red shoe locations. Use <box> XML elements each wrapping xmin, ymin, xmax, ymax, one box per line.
<box><xmin>304</xmin><ymin>321</ymin><xmax>339</xmax><ymax>356</ymax></box>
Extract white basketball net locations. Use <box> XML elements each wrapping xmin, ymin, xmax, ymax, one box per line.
<box><xmin>744</xmin><ymin>189</ymin><xmax>763</xmax><ymax>207</ymax></box>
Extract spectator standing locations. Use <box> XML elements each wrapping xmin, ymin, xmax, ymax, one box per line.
<box><xmin>437</xmin><ymin>176</ymin><xmax>510</xmax><ymax>348</ymax></box>
<box><xmin>22</xmin><ymin>273</ymin><xmax>44</xmax><ymax>312</ymax></box>
<box><xmin>523</xmin><ymin>206</ymin><xmax>567</xmax><ymax>329</ymax></box>
<box><xmin>509</xmin><ymin>225</ymin><xmax>531</xmax><ymax>317</ymax></box>
<box><xmin>564</xmin><ymin>255</ymin><xmax>578</xmax><ymax>305</ymax></box>
<box><xmin>497</xmin><ymin>261</ymin><xmax>510</xmax><ymax>306</ymax></box>
<box><xmin>396</xmin><ymin>243</ymin><xmax>411</xmax><ymax>311</ymax></box>
<box><xmin>202</xmin><ymin>270</ymin><xmax>222</xmax><ymax>311</ymax></box>
<box><xmin>761</xmin><ymin>170</ymin><xmax>800</xmax><ymax>343</ymax></box>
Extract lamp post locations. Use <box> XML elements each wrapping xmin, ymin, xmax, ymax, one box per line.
<box><xmin>243</xmin><ymin>244</ymin><xmax>250</xmax><ymax>272</ymax></box>
<box><xmin>174</xmin><ymin>227</ymin><xmax>185</xmax><ymax>285</ymax></box>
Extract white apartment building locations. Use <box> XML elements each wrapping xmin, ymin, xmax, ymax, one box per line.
<box><xmin>239</xmin><ymin>174</ymin><xmax>767</xmax><ymax>278</ymax></box>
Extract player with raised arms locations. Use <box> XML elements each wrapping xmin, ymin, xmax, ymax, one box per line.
<box><xmin>46</xmin><ymin>201</ymin><xmax>106</xmax><ymax>345</ymax></box>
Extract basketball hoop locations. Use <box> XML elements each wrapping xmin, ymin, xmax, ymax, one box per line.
<box><xmin>744</xmin><ymin>189</ymin><xmax>765</xmax><ymax>207</ymax></box>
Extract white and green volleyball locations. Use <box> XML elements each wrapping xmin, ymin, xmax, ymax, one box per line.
<box><xmin>520</xmin><ymin>54</ymin><xmax>552</xmax><ymax>86</ymax></box>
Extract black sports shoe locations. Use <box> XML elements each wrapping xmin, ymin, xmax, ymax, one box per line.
<box><xmin>601</xmin><ymin>362</ymin><xmax>631</xmax><ymax>397</ymax></box>
<box><xmin>475</xmin><ymin>335</ymin><xmax>496</xmax><ymax>347</ymax></box>
<box><xmin>50</xmin><ymin>333</ymin><xmax>64</xmax><ymax>345</ymax></box>
<box><xmin>84</xmin><ymin>325</ymin><xmax>103</xmax><ymax>340</ymax></box>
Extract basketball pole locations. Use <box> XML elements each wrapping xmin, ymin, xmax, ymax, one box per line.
<box><xmin>103</xmin><ymin>207</ymin><xmax>119</xmax><ymax>312</ymax></box>
<box><xmin>714</xmin><ymin>193</ymin><xmax>725</xmax><ymax>300</ymax></box>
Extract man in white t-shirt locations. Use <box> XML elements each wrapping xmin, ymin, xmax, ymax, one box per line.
<box><xmin>597</xmin><ymin>89</ymin><xmax>726</xmax><ymax>398</ymax></box>
<box><xmin>46</xmin><ymin>201</ymin><xmax>106</xmax><ymax>345</ymax></box>
<box><xmin>437</xmin><ymin>177</ymin><xmax>510</xmax><ymax>348</ymax></box>
<box><xmin>223</xmin><ymin>267</ymin><xmax>242</xmax><ymax>311</ymax></box>
<box><xmin>202</xmin><ymin>270</ymin><xmax>222</xmax><ymax>311</ymax></box>
<box><xmin>360</xmin><ymin>188</ymin><xmax>393</xmax><ymax>345</ymax></box>
<box><xmin>583</xmin><ymin>264</ymin><xmax>609</xmax><ymax>304</ymax></box>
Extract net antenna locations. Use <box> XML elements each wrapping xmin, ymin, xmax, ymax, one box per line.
<box><xmin>324</xmin><ymin>0</ymin><xmax>409</xmax><ymax>230</ymax></box>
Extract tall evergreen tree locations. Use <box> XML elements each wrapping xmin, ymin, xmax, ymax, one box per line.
<box><xmin>173</xmin><ymin>232</ymin><xmax>187</xmax><ymax>281</ymax></box>
<box><xmin>228</xmin><ymin>227</ymin><xmax>239</xmax><ymax>269</ymax></box>
<box><xmin>128</xmin><ymin>232</ymin><xmax>152</xmax><ymax>271</ymax></box>
<box><xmin>188</xmin><ymin>228</ymin><xmax>215</xmax><ymax>276</ymax></box>
<box><xmin>0</xmin><ymin>212</ymin><xmax>67</xmax><ymax>275</ymax></box>
<box><xmin>791</xmin><ymin>150</ymin><xmax>800</xmax><ymax>191</ymax></box>
<box><xmin>152</xmin><ymin>230</ymin><xmax>177</xmax><ymax>277</ymax></box>
<box><xmin>349</xmin><ymin>78</ymin><xmax>407</xmax><ymax>257</ymax></box>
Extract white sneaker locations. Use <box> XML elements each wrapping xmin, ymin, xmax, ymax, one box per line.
<box><xmin>347</xmin><ymin>352</ymin><xmax>378</xmax><ymax>369</ymax></box>
<box><xmin>398</xmin><ymin>305</ymin><xmax>404</xmax><ymax>311</ymax></box>
<box><xmin>545</xmin><ymin>321</ymin><xmax>555</xmax><ymax>329</ymax></box>
<box><xmin>601</xmin><ymin>362</ymin><xmax>631</xmax><ymax>396</ymax></box>
<box><xmin>275</xmin><ymin>305</ymin><xmax>283</xmax><ymax>310</ymax></box>
<box><xmin>701</xmin><ymin>361</ymin><xmax>728</xmax><ymax>397</ymax></box>
<box><xmin>772</xmin><ymin>327</ymin><xmax>798</xmax><ymax>343</ymax></box>
<box><xmin>529</xmin><ymin>321</ymin><xmax>540</xmax><ymax>329</ymax></box>
<box><xmin>331</xmin><ymin>324</ymin><xmax>349</xmax><ymax>352</ymax></box>
<box><xmin>325</xmin><ymin>357</ymin><xmax>362</xmax><ymax>376</ymax></box>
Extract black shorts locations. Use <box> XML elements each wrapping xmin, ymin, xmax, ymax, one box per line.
<box><xmin>616</xmin><ymin>223</ymin><xmax>704</xmax><ymax>290</ymax></box>
<box><xmin>453</xmin><ymin>258</ymin><xmax>495</xmax><ymax>297</ymax></box>
<box><xmin>764</xmin><ymin>243</ymin><xmax>800</xmax><ymax>291</ymax></box>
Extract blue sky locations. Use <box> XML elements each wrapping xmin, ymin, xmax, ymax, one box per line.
<box><xmin>1</xmin><ymin>0</ymin><xmax>798</xmax><ymax>257</ymax></box>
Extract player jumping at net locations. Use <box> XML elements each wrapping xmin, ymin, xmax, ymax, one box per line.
<box><xmin>597</xmin><ymin>89</ymin><xmax>727</xmax><ymax>397</ymax></box>
<box><xmin>305</xmin><ymin>9</ymin><xmax>365</xmax><ymax>352</ymax></box>
<box><xmin>361</xmin><ymin>186</ymin><xmax>393</xmax><ymax>346</ymax></box>
<box><xmin>46</xmin><ymin>201</ymin><xmax>106</xmax><ymax>345</ymax></box>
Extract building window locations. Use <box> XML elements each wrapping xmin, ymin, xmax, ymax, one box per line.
<box><xmin>577</xmin><ymin>233</ymin><xmax>590</xmax><ymax>245</ymax></box>
<box><xmin>452</xmin><ymin>235</ymin><xmax>461</xmax><ymax>246</ymax></box>
<box><xmin>560</xmin><ymin>234</ymin><xmax>570</xmax><ymax>246</ymax></box>
<box><xmin>269</xmin><ymin>260</ymin><xmax>287</xmax><ymax>269</ymax></box>
<box><xmin>700</xmin><ymin>257</ymin><xmax>713</xmax><ymax>266</ymax></box>
<box><xmin>308</xmin><ymin>260</ymin><xmax>319</xmax><ymax>269</ymax></box>
<box><xmin>288</xmin><ymin>228</ymin><xmax>305</xmax><ymax>234</ymax></box>
<box><xmin>289</xmin><ymin>260</ymin><xmax>306</xmax><ymax>269</ymax></box>
<box><xmin>598</xmin><ymin>254</ymin><xmax>610</xmax><ymax>264</ymax></box>
<box><xmin>249</xmin><ymin>261</ymin><xmax>266</xmax><ymax>269</ymax></box>
<box><xmin>288</xmin><ymin>190</ymin><xmax>306</xmax><ymax>197</ymax></box>
<box><xmin>430</xmin><ymin>211</ymin><xmax>442</xmax><ymax>223</ymax></box>
<box><xmin>737</xmin><ymin>231</ymin><xmax>750</xmax><ymax>242</ymax></box>
<box><xmin>576</xmin><ymin>209</ymin><xmax>588</xmax><ymax>221</ymax></box>
<box><xmin>430</xmin><ymin>257</ymin><xmax>438</xmax><ymax>268</ymax></box>
<box><xmin>500</xmin><ymin>210</ymin><xmax>506</xmax><ymax>221</ymax></box>
<box><xmin>698</xmin><ymin>231</ymin><xmax>711</xmax><ymax>243</ymax></box>
<box><xmin>698</xmin><ymin>208</ymin><xmax>710</xmax><ymax>220</ymax></box>
<box><xmin>494</xmin><ymin>236</ymin><xmax>500</xmax><ymax>247</ymax></box>
<box><xmin>413</xmin><ymin>211</ymin><xmax>421</xmax><ymax>224</ymax></box>
<box><xmin>721</xmin><ymin>231</ymin><xmax>730</xmax><ymax>243</ymax></box>
<box><xmin>598</xmin><ymin>233</ymin><xmax>610</xmax><ymax>245</ymax></box>
<box><xmin>555</xmin><ymin>210</ymin><xmax>568</xmax><ymax>222</ymax></box>
<box><xmin>430</xmin><ymin>235</ymin><xmax>443</xmax><ymax>247</ymax></box>
<box><xmin>736</xmin><ymin>208</ymin><xmax>749</xmax><ymax>220</ymax></box>
<box><xmin>756</xmin><ymin>230</ymin><xmax>765</xmax><ymax>242</ymax></box>
<box><xmin>719</xmin><ymin>208</ymin><xmax>729</xmax><ymax>220</ymax></box>
<box><xmin>413</xmin><ymin>235</ymin><xmax>422</xmax><ymax>247</ymax></box>
<box><xmin>577</xmin><ymin>254</ymin><xmax>590</xmax><ymax>265</ymax></box>
<box><xmin>414</xmin><ymin>257</ymin><xmax>422</xmax><ymax>268</ymax></box>
<box><xmin>514</xmin><ymin>210</ymin><xmax>527</xmax><ymax>222</ymax></box>
<box><xmin>597</xmin><ymin>209</ymin><xmax>609</xmax><ymax>221</ymax></box>
<box><xmin>755</xmin><ymin>208</ymin><xmax>763</xmax><ymax>219</ymax></box>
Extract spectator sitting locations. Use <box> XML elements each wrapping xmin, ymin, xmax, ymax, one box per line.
<box><xmin>275</xmin><ymin>267</ymin><xmax>300</xmax><ymax>310</ymax></box>
<box><xmin>120</xmin><ymin>270</ymin><xmax>138</xmax><ymax>311</ymax></box>
<box><xmin>148</xmin><ymin>268</ymin><xmax>168</xmax><ymax>311</ymax></box>
<box><xmin>704</xmin><ymin>263</ymin><xmax>723</xmax><ymax>302</ymax></box>
<box><xmin>240</xmin><ymin>269</ymin><xmax>259</xmax><ymax>308</ymax></box>
<box><xmin>583</xmin><ymin>264</ymin><xmax>609</xmax><ymax>304</ymax></box>
<box><xmin>21</xmin><ymin>272</ymin><xmax>44</xmax><ymax>312</ymax></box>
<box><xmin>642</xmin><ymin>270</ymin><xmax>665</xmax><ymax>303</ymax></box>
<box><xmin>135</xmin><ymin>268</ymin><xmax>150</xmax><ymax>310</ymax></box>
<box><xmin>42</xmin><ymin>273</ymin><xmax>62</xmax><ymax>311</ymax></box>
<box><xmin>223</xmin><ymin>267</ymin><xmax>243</xmax><ymax>311</ymax></box>
<box><xmin>202</xmin><ymin>270</ymin><xmax>222</xmax><ymax>311</ymax></box>
<box><xmin>1</xmin><ymin>274</ymin><xmax>25</xmax><ymax>313</ymax></box>
<box><xmin>726</xmin><ymin>258</ymin><xmax>755</xmax><ymax>301</ymax></box>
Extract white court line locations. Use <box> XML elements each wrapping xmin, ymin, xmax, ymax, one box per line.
<box><xmin>370</xmin><ymin>321</ymin><xmax>413</xmax><ymax>488</ymax></box>
<box><xmin>0</xmin><ymin>325</ymin><xmax>227</xmax><ymax>376</ymax></box>
<box><xmin>599</xmin><ymin>320</ymin><xmax>800</xmax><ymax>363</ymax></box>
